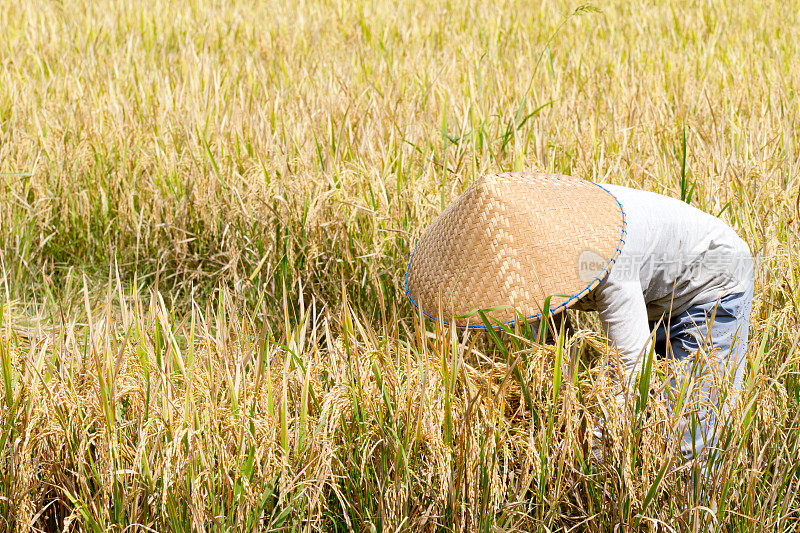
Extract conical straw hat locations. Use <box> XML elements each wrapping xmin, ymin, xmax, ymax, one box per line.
<box><xmin>405</xmin><ymin>172</ymin><xmax>626</xmax><ymax>329</ymax></box>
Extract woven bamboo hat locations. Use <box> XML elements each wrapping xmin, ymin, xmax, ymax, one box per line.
<box><xmin>405</xmin><ymin>172</ymin><xmax>626</xmax><ymax>329</ymax></box>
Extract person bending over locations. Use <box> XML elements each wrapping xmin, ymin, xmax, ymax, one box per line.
<box><xmin>405</xmin><ymin>172</ymin><xmax>754</xmax><ymax>462</ymax></box>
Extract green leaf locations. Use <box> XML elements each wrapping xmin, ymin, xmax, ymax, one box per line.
<box><xmin>478</xmin><ymin>309</ymin><xmax>532</xmax><ymax>411</ymax></box>
<box><xmin>552</xmin><ymin>314</ymin><xmax>566</xmax><ymax>404</ymax></box>
<box><xmin>634</xmin><ymin>454</ymin><xmax>671</xmax><ymax>528</ymax></box>
<box><xmin>636</xmin><ymin>340</ymin><xmax>656</xmax><ymax>414</ymax></box>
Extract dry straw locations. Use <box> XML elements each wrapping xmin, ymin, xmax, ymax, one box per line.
<box><xmin>0</xmin><ymin>284</ymin><xmax>788</xmax><ymax>531</ymax></box>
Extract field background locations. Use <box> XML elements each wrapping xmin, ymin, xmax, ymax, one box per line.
<box><xmin>2</xmin><ymin>0</ymin><xmax>800</xmax><ymax>531</ymax></box>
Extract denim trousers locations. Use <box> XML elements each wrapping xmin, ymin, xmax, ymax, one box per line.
<box><xmin>650</xmin><ymin>281</ymin><xmax>754</xmax><ymax>461</ymax></box>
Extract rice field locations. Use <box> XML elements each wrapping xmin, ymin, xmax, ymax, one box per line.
<box><xmin>1</xmin><ymin>0</ymin><xmax>800</xmax><ymax>530</ymax></box>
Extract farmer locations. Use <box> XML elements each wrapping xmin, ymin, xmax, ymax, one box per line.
<box><xmin>404</xmin><ymin>172</ymin><xmax>754</xmax><ymax>462</ymax></box>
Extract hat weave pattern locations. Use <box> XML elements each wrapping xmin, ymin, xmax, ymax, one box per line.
<box><xmin>405</xmin><ymin>173</ymin><xmax>626</xmax><ymax>329</ymax></box>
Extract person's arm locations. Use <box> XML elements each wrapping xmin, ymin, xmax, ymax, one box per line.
<box><xmin>593</xmin><ymin>279</ymin><xmax>653</xmax><ymax>397</ymax></box>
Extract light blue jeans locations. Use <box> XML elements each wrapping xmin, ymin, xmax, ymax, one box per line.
<box><xmin>650</xmin><ymin>281</ymin><xmax>754</xmax><ymax>461</ymax></box>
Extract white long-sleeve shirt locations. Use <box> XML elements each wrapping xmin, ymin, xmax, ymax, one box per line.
<box><xmin>574</xmin><ymin>184</ymin><xmax>754</xmax><ymax>391</ymax></box>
